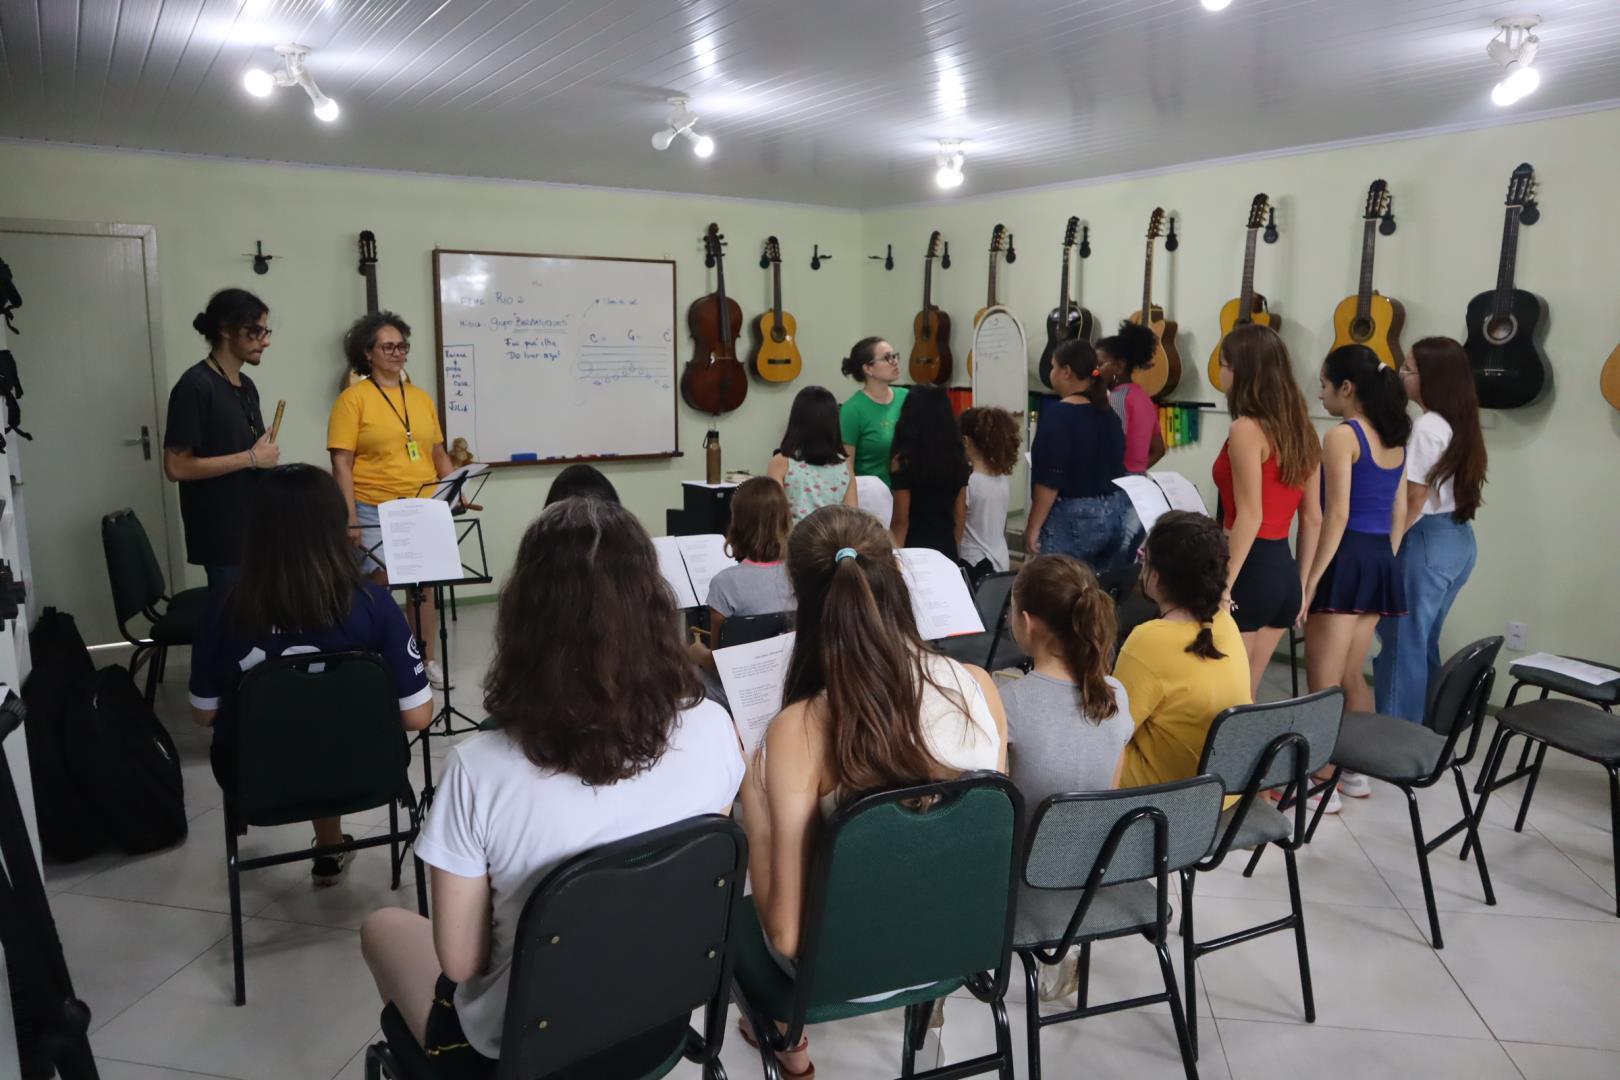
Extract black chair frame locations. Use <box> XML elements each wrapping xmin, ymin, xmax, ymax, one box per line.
<box><xmin>1265</xmin><ymin>666</ymin><xmax>1499</xmax><ymax>950</ymax></box>
<box><xmin>365</xmin><ymin>815</ymin><xmax>745</xmax><ymax>1080</ymax></box>
<box><xmin>731</xmin><ymin>773</ymin><xmax>1023</xmax><ymax>1080</ymax></box>
<box><xmin>224</xmin><ymin>651</ymin><xmax>427</xmax><ymax>1006</ymax></box>
<box><xmin>1469</xmin><ymin>681</ymin><xmax>1619</xmax><ymax>917</ymax></box>
<box><xmin>1183</xmin><ymin>726</ymin><xmax>1321</xmax><ymax>1060</ymax></box>
<box><xmin>1016</xmin><ymin>789</ymin><xmax>1203</xmax><ymax>1080</ymax></box>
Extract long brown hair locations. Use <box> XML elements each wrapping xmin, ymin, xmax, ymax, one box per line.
<box><xmin>229</xmin><ymin>465</ymin><xmax>363</xmax><ymax>637</ymax></box>
<box><xmin>782</xmin><ymin>506</ymin><xmax>960</xmax><ymax>797</ymax></box>
<box><xmin>1410</xmin><ymin>337</ymin><xmax>1487</xmax><ymax>523</ymax></box>
<box><xmin>959</xmin><ymin>406</ymin><xmax>1021</xmax><ymax>476</ymax></box>
<box><xmin>1013</xmin><ymin>555</ymin><xmax>1118</xmax><ymax>721</ymax></box>
<box><xmin>725</xmin><ymin>476</ymin><xmax>791</xmax><ymax>563</ymax></box>
<box><xmin>484</xmin><ymin>498</ymin><xmax>701</xmax><ymax>785</ymax></box>
<box><xmin>1223</xmin><ymin>324</ymin><xmax>1320</xmax><ymax>487</ymax></box>
<box><xmin>1142</xmin><ymin>511</ymin><xmax>1229</xmax><ymax>661</ymax></box>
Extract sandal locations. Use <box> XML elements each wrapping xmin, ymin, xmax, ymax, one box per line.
<box><xmin>737</xmin><ymin>1017</ymin><xmax>815</xmax><ymax>1079</ymax></box>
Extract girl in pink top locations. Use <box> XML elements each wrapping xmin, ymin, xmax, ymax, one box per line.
<box><xmin>1098</xmin><ymin>322</ymin><xmax>1166</xmax><ymax>474</ymax></box>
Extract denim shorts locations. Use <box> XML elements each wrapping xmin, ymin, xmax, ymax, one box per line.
<box><xmin>1038</xmin><ymin>489</ymin><xmax>1136</xmax><ymax>575</ymax></box>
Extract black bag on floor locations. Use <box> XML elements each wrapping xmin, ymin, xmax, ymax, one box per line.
<box><xmin>21</xmin><ymin>608</ymin><xmax>105</xmax><ymax>862</ymax></box>
<box><xmin>84</xmin><ymin>664</ymin><xmax>187</xmax><ymax>854</ymax></box>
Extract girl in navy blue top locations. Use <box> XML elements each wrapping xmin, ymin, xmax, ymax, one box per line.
<box><xmin>1304</xmin><ymin>345</ymin><xmax>1411</xmax><ymax>725</ymax></box>
<box><xmin>190</xmin><ymin>464</ymin><xmax>433</xmax><ymax>886</ymax></box>
<box><xmin>1025</xmin><ymin>338</ymin><xmax>1133</xmax><ymax>573</ymax></box>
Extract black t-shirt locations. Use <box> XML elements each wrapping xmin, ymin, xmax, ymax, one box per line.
<box><xmin>1030</xmin><ymin>400</ymin><xmax>1125</xmax><ymax>499</ymax></box>
<box><xmin>163</xmin><ymin>360</ymin><xmax>264</xmax><ymax>567</ymax></box>
<box><xmin>892</xmin><ymin>459</ymin><xmax>971</xmax><ymax>561</ymax></box>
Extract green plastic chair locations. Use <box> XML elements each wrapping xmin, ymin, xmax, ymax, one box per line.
<box><xmin>100</xmin><ymin>508</ymin><xmax>209</xmax><ymax>702</ymax></box>
<box><xmin>730</xmin><ymin>771</ymin><xmax>1024</xmax><ymax>1080</ymax></box>
<box><xmin>225</xmin><ymin>650</ymin><xmax>424</xmax><ymax>1006</ymax></box>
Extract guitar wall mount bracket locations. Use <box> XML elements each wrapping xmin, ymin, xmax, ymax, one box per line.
<box><xmin>243</xmin><ymin>241</ymin><xmax>278</xmax><ymax>275</ymax></box>
<box><xmin>810</xmin><ymin>245</ymin><xmax>832</xmax><ymax>270</ymax></box>
<box><xmin>1264</xmin><ymin>207</ymin><xmax>1280</xmax><ymax>244</ymax></box>
<box><xmin>1379</xmin><ymin>198</ymin><xmax>1398</xmax><ymax>236</ymax></box>
<box><xmin>1164</xmin><ymin>217</ymin><xmax>1180</xmax><ymax>253</ymax></box>
<box><xmin>869</xmin><ymin>244</ymin><xmax>894</xmax><ymax>270</ymax></box>
<box><xmin>1005</xmin><ymin>232</ymin><xmax>1017</xmax><ymax>263</ymax></box>
<box><xmin>941</xmin><ymin>241</ymin><xmax>952</xmax><ymax>269</ymax></box>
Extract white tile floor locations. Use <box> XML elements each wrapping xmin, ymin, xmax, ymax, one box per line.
<box><xmin>43</xmin><ymin>603</ymin><xmax>1620</xmax><ymax>1079</ymax></box>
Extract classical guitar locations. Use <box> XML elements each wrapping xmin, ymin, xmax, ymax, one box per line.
<box><xmin>1208</xmin><ymin>194</ymin><xmax>1280</xmax><ymax>390</ymax></box>
<box><xmin>1126</xmin><ymin>208</ymin><xmax>1180</xmax><ymax>399</ymax></box>
<box><xmin>966</xmin><ymin>224</ymin><xmax>1008</xmax><ymax>377</ymax></box>
<box><xmin>1602</xmin><ymin>337</ymin><xmax>1620</xmax><ymax>412</ymax></box>
<box><xmin>908</xmin><ymin>231</ymin><xmax>953</xmax><ymax>385</ymax></box>
<box><xmin>1038</xmin><ymin>217</ymin><xmax>1095</xmax><ymax>388</ymax></box>
<box><xmin>1330</xmin><ymin>180</ymin><xmax>1404</xmax><ymax>369</ymax></box>
<box><xmin>1465</xmin><ymin>163</ymin><xmax>1548</xmax><ymax>409</ymax></box>
<box><xmin>681</xmin><ymin>223</ymin><xmax>748</xmax><ymax>415</ymax></box>
<box><xmin>345</xmin><ymin>230</ymin><xmax>379</xmax><ymax>389</ymax></box>
<box><xmin>752</xmin><ymin>236</ymin><xmax>802</xmax><ymax>382</ymax></box>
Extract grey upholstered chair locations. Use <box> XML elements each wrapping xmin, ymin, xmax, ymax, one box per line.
<box><xmin>1180</xmin><ymin>689</ymin><xmax>1344</xmax><ymax>1059</ymax></box>
<box><xmin>1014</xmin><ymin>775</ymin><xmax>1224</xmax><ymax>1080</ymax></box>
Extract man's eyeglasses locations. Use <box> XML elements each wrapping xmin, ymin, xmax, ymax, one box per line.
<box><xmin>377</xmin><ymin>342</ymin><xmax>412</xmax><ymax>356</ymax></box>
<box><xmin>242</xmin><ymin>325</ymin><xmax>272</xmax><ymax>342</ymax></box>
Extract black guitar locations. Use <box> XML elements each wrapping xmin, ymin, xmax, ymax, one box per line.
<box><xmin>1037</xmin><ymin>217</ymin><xmax>1095</xmax><ymax>387</ymax></box>
<box><xmin>1465</xmin><ymin>163</ymin><xmax>1547</xmax><ymax>409</ymax></box>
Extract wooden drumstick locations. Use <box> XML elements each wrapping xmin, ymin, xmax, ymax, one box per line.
<box><xmin>268</xmin><ymin>400</ymin><xmax>286</xmax><ymax>443</ymax></box>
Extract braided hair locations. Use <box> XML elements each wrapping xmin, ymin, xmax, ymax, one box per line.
<box><xmin>1142</xmin><ymin>511</ymin><xmax>1229</xmax><ymax>660</ymax></box>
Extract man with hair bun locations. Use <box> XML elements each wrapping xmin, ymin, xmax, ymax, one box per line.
<box><xmin>163</xmin><ymin>287</ymin><xmax>280</xmax><ymax>591</ymax></box>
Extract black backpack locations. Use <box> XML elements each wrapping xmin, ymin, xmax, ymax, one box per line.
<box><xmin>22</xmin><ymin>609</ymin><xmax>105</xmax><ymax>862</ymax></box>
<box><xmin>23</xmin><ymin>608</ymin><xmax>187</xmax><ymax>859</ymax></box>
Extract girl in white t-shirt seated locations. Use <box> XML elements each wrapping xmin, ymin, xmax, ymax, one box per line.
<box><xmin>360</xmin><ymin>497</ymin><xmax>744</xmax><ymax>1076</ymax></box>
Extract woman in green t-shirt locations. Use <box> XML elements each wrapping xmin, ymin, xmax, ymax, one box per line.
<box><xmin>838</xmin><ymin>336</ymin><xmax>909</xmax><ymax>488</ymax></box>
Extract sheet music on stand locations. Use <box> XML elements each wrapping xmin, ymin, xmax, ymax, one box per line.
<box><xmin>1112</xmin><ymin>471</ymin><xmax>1209</xmax><ymax>534</ymax></box>
<box><xmin>652</xmin><ymin>534</ymin><xmax>734</xmax><ymax>610</ymax></box>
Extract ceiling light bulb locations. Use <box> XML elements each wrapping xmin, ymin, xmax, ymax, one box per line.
<box><xmin>243</xmin><ymin>68</ymin><xmax>275</xmax><ymax>98</ymax></box>
<box><xmin>691</xmin><ymin>133</ymin><xmax>715</xmax><ymax>158</ymax></box>
<box><xmin>651</xmin><ymin>128</ymin><xmax>676</xmax><ymax>151</ymax></box>
<box><xmin>1491</xmin><ymin>60</ymin><xmax>1540</xmax><ymax>106</ymax></box>
<box><xmin>1201</xmin><ymin>0</ymin><xmax>1233</xmax><ymax>10</ymax></box>
<box><xmin>935</xmin><ymin>165</ymin><xmax>963</xmax><ymax>190</ymax></box>
<box><xmin>312</xmin><ymin>96</ymin><xmax>340</xmax><ymax>122</ymax></box>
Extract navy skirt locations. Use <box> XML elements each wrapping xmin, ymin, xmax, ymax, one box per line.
<box><xmin>1310</xmin><ymin>529</ymin><xmax>1407</xmax><ymax>617</ymax></box>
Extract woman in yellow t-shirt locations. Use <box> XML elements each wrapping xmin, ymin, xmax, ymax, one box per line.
<box><xmin>1114</xmin><ymin>511</ymin><xmax>1252</xmax><ymax>789</ymax></box>
<box><xmin>328</xmin><ymin>312</ymin><xmax>453</xmax><ymax>684</ymax></box>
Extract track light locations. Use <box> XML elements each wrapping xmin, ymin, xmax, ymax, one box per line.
<box><xmin>651</xmin><ymin>97</ymin><xmax>715</xmax><ymax>159</ymax></box>
<box><xmin>1487</xmin><ymin>16</ymin><xmax>1542</xmax><ymax>107</ymax></box>
<box><xmin>934</xmin><ymin>140</ymin><xmax>965</xmax><ymax>190</ymax></box>
<box><xmin>242</xmin><ymin>43</ymin><xmax>341</xmax><ymax>123</ymax></box>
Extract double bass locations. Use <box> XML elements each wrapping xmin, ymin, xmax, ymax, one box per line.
<box><xmin>681</xmin><ymin>223</ymin><xmax>748</xmax><ymax>415</ymax></box>
<box><xmin>908</xmin><ymin>231</ymin><xmax>952</xmax><ymax>385</ymax></box>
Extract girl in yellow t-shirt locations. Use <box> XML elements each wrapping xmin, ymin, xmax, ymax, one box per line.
<box><xmin>1115</xmin><ymin>511</ymin><xmax>1252</xmax><ymax>789</ymax></box>
<box><xmin>328</xmin><ymin>312</ymin><xmax>453</xmax><ymax>685</ymax></box>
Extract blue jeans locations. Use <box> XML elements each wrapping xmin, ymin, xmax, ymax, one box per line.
<box><xmin>1374</xmin><ymin>515</ymin><xmax>1477</xmax><ymax>723</ymax></box>
<box><xmin>1039</xmin><ymin>490</ymin><xmax>1136</xmax><ymax>574</ymax></box>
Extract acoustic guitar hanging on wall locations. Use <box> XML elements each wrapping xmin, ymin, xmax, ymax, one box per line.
<box><xmin>751</xmin><ymin>236</ymin><xmax>802</xmax><ymax>382</ymax></box>
<box><xmin>1464</xmin><ymin>163</ymin><xmax>1548</xmax><ymax>409</ymax></box>
<box><xmin>681</xmin><ymin>223</ymin><xmax>748</xmax><ymax>415</ymax></box>
<box><xmin>966</xmin><ymin>224</ymin><xmax>1008</xmax><ymax>377</ymax></box>
<box><xmin>1126</xmin><ymin>208</ymin><xmax>1180</xmax><ymax>400</ymax></box>
<box><xmin>1330</xmin><ymin>180</ymin><xmax>1405</xmax><ymax>369</ymax></box>
<box><xmin>1038</xmin><ymin>216</ymin><xmax>1095</xmax><ymax>388</ymax></box>
<box><xmin>908</xmin><ymin>231</ymin><xmax>952</xmax><ymax>385</ymax></box>
<box><xmin>1208</xmin><ymin>194</ymin><xmax>1279</xmax><ymax>391</ymax></box>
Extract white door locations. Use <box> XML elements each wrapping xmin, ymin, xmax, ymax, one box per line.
<box><xmin>1</xmin><ymin>223</ymin><xmax>171</xmax><ymax>646</ymax></box>
<box><xmin>970</xmin><ymin>306</ymin><xmax>1030</xmax><ymax>513</ymax></box>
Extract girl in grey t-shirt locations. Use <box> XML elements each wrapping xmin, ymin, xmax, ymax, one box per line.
<box><xmin>999</xmin><ymin>554</ymin><xmax>1134</xmax><ymax>805</ymax></box>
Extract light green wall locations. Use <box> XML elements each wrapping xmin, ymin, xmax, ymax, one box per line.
<box><xmin>3</xmin><ymin>105</ymin><xmax>1618</xmax><ymax>696</ymax></box>
<box><xmin>0</xmin><ymin>142</ymin><xmax>862</xmax><ymax>596</ymax></box>
<box><xmin>859</xmin><ymin>106</ymin><xmax>1620</xmax><ymax>692</ymax></box>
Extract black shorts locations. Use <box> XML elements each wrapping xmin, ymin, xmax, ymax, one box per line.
<box><xmin>422</xmin><ymin>975</ymin><xmax>496</xmax><ymax>1079</ymax></box>
<box><xmin>1230</xmin><ymin>537</ymin><xmax>1301</xmax><ymax>632</ymax></box>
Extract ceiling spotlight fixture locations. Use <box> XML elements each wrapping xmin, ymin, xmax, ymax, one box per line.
<box><xmin>934</xmin><ymin>139</ymin><xmax>965</xmax><ymax>190</ymax></box>
<box><xmin>1201</xmin><ymin>0</ymin><xmax>1233</xmax><ymax>10</ymax></box>
<box><xmin>1487</xmin><ymin>16</ymin><xmax>1542</xmax><ymax>107</ymax></box>
<box><xmin>242</xmin><ymin>43</ymin><xmax>341</xmax><ymax>123</ymax></box>
<box><xmin>651</xmin><ymin>96</ymin><xmax>715</xmax><ymax>158</ymax></box>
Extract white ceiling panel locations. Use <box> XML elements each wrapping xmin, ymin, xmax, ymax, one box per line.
<box><xmin>1</xmin><ymin>0</ymin><xmax>1617</xmax><ymax>207</ymax></box>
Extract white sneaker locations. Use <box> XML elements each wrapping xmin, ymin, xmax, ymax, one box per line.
<box><xmin>1337</xmin><ymin>771</ymin><xmax>1372</xmax><ymax>798</ymax></box>
<box><xmin>426</xmin><ymin>659</ymin><xmax>447</xmax><ymax>690</ymax></box>
<box><xmin>1038</xmin><ymin>952</ymin><xmax>1080</xmax><ymax>1002</ymax></box>
<box><xmin>1308</xmin><ymin>789</ymin><xmax>1343</xmax><ymax>815</ymax></box>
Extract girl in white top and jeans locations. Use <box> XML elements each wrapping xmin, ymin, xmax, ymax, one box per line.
<box><xmin>360</xmin><ymin>498</ymin><xmax>744</xmax><ymax>1077</ymax></box>
<box><xmin>738</xmin><ymin>505</ymin><xmax>1007</xmax><ymax>1077</ymax></box>
<box><xmin>1374</xmin><ymin>337</ymin><xmax>1488</xmax><ymax>723</ymax></box>
<box><xmin>957</xmin><ymin>406</ymin><xmax>1021</xmax><ymax>584</ymax></box>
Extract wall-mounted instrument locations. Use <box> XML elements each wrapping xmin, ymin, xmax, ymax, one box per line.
<box><xmin>344</xmin><ymin>231</ymin><xmax>380</xmax><ymax>389</ymax></box>
<box><xmin>751</xmin><ymin>236</ymin><xmax>802</xmax><ymax>382</ymax></box>
<box><xmin>1602</xmin><ymin>333</ymin><xmax>1620</xmax><ymax>412</ymax></box>
<box><xmin>1126</xmin><ymin>208</ymin><xmax>1181</xmax><ymax>399</ymax></box>
<box><xmin>908</xmin><ymin>231</ymin><xmax>953</xmax><ymax>385</ymax></box>
<box><xmin>1465</xmin><ymin>163</ymin><xmax>1548</xmax><ymax>409</ymax></box>
<box><xmin>1037</xmin><ymin>217</ymin><xmax>1095</xmax><ymax>388</ymax></box>
<box><xmin>681</xmin><ymin>223</ymin><xmax>747</xmax><ymax>415</ymax></box>
<box><xmin>1330</xmin><ymin>180</ymin><xmax>1405</xmax><ymax>369</ymax></box>
<box><xmin>966</xmin><ymin>224</ymin><xmax>1008</xmax><ymax>376</ymax></box>
<box><xmin>1208</xmin><ymin>194</ymin><xmax>1280</xmax><ymax>390</ymax></box>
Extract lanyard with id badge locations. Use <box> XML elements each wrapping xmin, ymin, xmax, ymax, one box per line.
<box><xmin>372</xmin><ymin>379</ymin><xmax>421</xmax><ymax>461</ymax></box>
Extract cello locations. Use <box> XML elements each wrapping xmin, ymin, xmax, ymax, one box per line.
<box><xmin>344</xmin><ymin>230</ymin><xmax>379</xmax><ymax>390</ymax></box>
<box><xmin>681</xmin><ymin>223</ymin><xmax>748</xmax><ymax>415</ymax></box>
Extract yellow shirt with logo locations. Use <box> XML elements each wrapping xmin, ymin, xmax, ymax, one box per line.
<box><xmin>1116</xmin><ymin>610</ymin><xmax>1252</xmax><ymax>793</ymax></box>
<box><xmin>326</xmin><ymin>379</ymin><xmax>445</xmax><ymax>506</ymax></box>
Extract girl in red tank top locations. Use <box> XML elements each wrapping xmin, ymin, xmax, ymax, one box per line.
<box><xmin>1213</xmin><ymin>326</ymin><xmax>1322</xmax><ymax>698</ymax></box>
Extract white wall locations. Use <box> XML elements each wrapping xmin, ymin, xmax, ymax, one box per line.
<box><xmin>859</xmin><ymin>106</ymin><xmax>1620</xmax><ymax>695</ymax></box>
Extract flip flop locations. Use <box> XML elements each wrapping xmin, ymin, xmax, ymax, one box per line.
<box><xmin>736</xmin><ymin>1017</ymin><xmax>815</xmax><ymax>1079</ymax></box>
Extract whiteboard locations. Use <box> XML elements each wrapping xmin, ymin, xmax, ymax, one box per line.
<box><xmin>970</xmin><ymin>307</ymin><xmax>1030</xmax><ymax>514</ymax></box>
<box><xmin>434</xmin><ymin>249</ymin><xmax>679</xmax><ymax>464</ymax></box>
